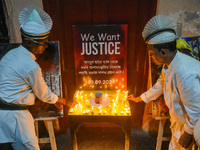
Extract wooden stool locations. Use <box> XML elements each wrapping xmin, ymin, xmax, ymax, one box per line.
<box><xmin>155</xmin><ymin>116</ymin><xmax>171</xmax><ymax>150</ymax></box>
<box><xmin>34</xmin><ymin>117</ymin><xmax>58</xmax><ymax>150</ymax></box>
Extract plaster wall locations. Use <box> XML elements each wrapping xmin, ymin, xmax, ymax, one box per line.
<box><xmin>4</xmin><ymin>0</ymin><xmax>199</xmax><ymax>42</ymax></box>
<box><xmin>3</xmin><ymin>0</ymin><xmax>42</xmax><ymax>43</ymax></box>
<box><xmin>157</xmin><ymin>0</ymin><xmax>200</xmax><ymax>37</ymax></box>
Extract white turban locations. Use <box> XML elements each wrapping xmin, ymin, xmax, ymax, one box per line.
<box><xmin>142</xmin><ymin>15</ymin><xmax>177</xmax><ymax>44</ymax></box>
<box><xmin>21</xmin><ymin>21</ymin><xmax>50</xmax><ymax>35</ymax></box>
<box><xmin>19</xmin><ymin>6</ymin><xmax>53</xmax><ymax>39</ymax></box>
<box><xmin>147</xmin><ymin>32</ymin><xmax>176</xmax><ymax>44</ymax></box>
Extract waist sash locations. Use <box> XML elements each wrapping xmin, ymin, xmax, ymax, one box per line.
<box><xmin>0</xmin><ymin>97</ymin><xmax>31</xmax><ymax>110</ymax></box>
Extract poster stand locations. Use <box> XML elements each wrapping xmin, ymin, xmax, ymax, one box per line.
<box><xmin>69</xmin><ymin>24</ymin><xmax>129</xmax><ymax>150</ymax></box>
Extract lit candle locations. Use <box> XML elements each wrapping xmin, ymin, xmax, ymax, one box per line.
<box><xmin>105</xmin><ymin>93</ymin><xmax>108</xmax><ymax>97</ymax></box>
<box><xmin>98</xmin><ymin>106</ymin><xmax>102</xmax><ymax>115</ymax></box>
<box><xmin>90</xmin><ymin>93</ymin><xmax>93</xmax><ymax>97</ymax></box>
<box><xmin>81</xmin><ymin>96</ymin><xmax>83</xmax><ymax>103</ymax></box>
<box><xmin>86</xmin><ymin>109</ymin><xmax>90</xmax><ymax>114</ymax></box>
<box><xmin>99</xmin><ymin>109</ymin><xmax>101</xmax><ymax>115</ymax></box>
<box><xmin>114</xmin><ymin>109</ymin><xmax>117</xmax><ymax>115</ymax></box>
<box><xmin>117</xmin><ymin>90</ymin><xmax>120</xmax><ymax>93</ymax></box>
<box><xmin>124</xmin><ymin>94</ymin><xmax>127</xmax><ymax>98</ymax></box>
<box><xmin>69</xmin><ymin>108</ymin><xmax>73</xmax><ymax>113</ymax></box>
<box><xmin>78</xmin><ymin>103</ymin><xmax>83</xmax><ymax>113</ymax></box>
<box><xmin>91</xmin><ymin>106</ymin><xmax>94</xmax><ymax>115</ymax></box>
<box><xmin>116</xmin><ymin>96</ymin><xmax>119</xmax><ymax>102</ymax></box>
<box><xmin>113</xmin><ymin>102</ymin><xmax>117</xmax><ymax>108</ymax></box>
<box><xmin>103</xmin><ymin>110</ymin><xmax>106</xmax><ymax>114</ymax></box>
<box><xmin>76</xmin><ymin>93</ymin><xmax>79</xmax><ymax>102</ymax></box>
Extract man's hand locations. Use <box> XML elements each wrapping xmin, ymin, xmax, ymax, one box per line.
<box><xmin>54</xmin><ymin>97</ymin><xmax>66</xmax><ymax>111</ymax></box>
<box><xmin>57</xmin><ymin>97</ymin><xmax>66</xmax><ymax>105</ymax></box>
<box><xmin>127</xmin><ymin>94</ymin><xmax>143</xmax><ymax>103</ymax></box>
<box><xmin>178</xmin><ymin>131</ymin><xmax>193</xmax><ymax>149</ymax></box>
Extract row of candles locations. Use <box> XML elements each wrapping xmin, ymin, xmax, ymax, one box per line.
<box><xmin>69</xmin><ymin>90</ymin><xmax>131</xmax><ymax>116</ymax></box>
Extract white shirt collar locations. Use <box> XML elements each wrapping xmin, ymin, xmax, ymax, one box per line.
<box><xmin>20</xmin><ymin>45</ymin><xmax>36</xmax><ymax>60</ymax></box>
<box><xmin>163</xmin><ymin>50</ymin><xmax>179</xmax><ymax>73</ymax></box>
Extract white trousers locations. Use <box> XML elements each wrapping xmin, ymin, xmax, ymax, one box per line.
<box><xmin>169</xmin><ymin>123</ymin><xmax>194</xmax><ymax>150</ymax></box>
<box><xmin>11</xmin><ymin>118</ymin><xmax>40</xmax><ymax>150</ymax></box>
<box><xmin>11</xmin><ymin>137</ymin><xmax>40</xmax><ymax>150</ymax></box>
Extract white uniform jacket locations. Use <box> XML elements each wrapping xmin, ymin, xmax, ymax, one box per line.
<box><xmin>141</xmin><ymin>51</ymin><xmax>200</xmax><ymax>135</ymax></box>
<box><xmin>0</xmin><ymin>45</ymin><xmax>58</xmax><ymax>144</ymax></box>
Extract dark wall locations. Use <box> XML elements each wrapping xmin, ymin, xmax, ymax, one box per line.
<box><xmin>0</xmin><ymin>0</ymin><xmax>9</xmax><ymax>43</ymax></box>
<box><xmin>42</xmin><ymin>0</ymin><xmax>157</xmax><ymax>129</ymax></box>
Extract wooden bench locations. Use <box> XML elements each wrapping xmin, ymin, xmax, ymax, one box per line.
<box><xmin>155</xmin><ymin>116</ymin><xmax>171</xmax><ymax>150</ymax></box>
<box><xmin>34</xmin><ymin>117</ymin><xmax>58</xmax><ymax>150</ymax></box>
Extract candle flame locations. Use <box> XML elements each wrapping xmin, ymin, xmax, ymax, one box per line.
<box><xmin>86</xmin><ymin>109</ymin><xmax>90</xmax><ymax>113</ymax></box>
<box><xmin>70</xmin><ymin>90</ymin><xmax>131</xmax><ymax>116</ymax></box>
<box><xmin>116</xmin><ymin>96</ymin><xmax>119</xmax><ymax>101</ymax></box>
<box><xmin>105</xmin><ymin>93</ymin><xmax>108</xmax><ymax>97</ymax></box>
<box><xmin>69</xmin><ymin>108</ymin><xmax>73</xmax><ymax>112</ymax></box>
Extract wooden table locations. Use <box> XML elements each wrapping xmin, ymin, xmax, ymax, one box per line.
<box><xmin>69</xmin><ymin>90</ymin><xmax>131</xmax><ymax>150</ymax></box>
<box><xmin>68</xmin><ymin>115</ymin><xmax>131</xmax><ymax>150</ymax></box>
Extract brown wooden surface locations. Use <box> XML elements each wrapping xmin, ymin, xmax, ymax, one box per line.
<box><xmin>42</xmin><ymin>0</ymin><xmax>157</xmax><ymax>129</ymax></box>
<box><xmin>68</xmin><ymin>115</ymin><xmax>131</xmax><ymax>150</ymax></box>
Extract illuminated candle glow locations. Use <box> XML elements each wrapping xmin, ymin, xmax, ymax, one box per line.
<box><xmin>70</xmin><ymin>90</ymin><xmax>130</xmax><ymax>116</ymax></box>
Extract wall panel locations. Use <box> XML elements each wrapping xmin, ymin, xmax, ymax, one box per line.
<box><xmin>43</xmin><ymin>0</ymin><xmax>157</xmax><ymax>129</ymax></box>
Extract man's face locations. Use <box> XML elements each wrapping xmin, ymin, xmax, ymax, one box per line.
<box><xmin>31</xmin><ymin>38</ymin><xmax>48</xmax><ymax>55</ymax></box>
<box><xmin>147</xmin><ymin>44</ymin><xmax>165</xmax><ymax>65</ymax></box>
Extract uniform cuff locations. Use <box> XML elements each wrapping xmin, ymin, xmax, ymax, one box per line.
<box><xmin>140</xmin><ymin>93</ymin><xmax>150</xmax><ymax>103</ymax></box>
<box><xmin>49</xmin><ymin>94</ymin><xmax>58</xmax><ymax>104</ymax></box>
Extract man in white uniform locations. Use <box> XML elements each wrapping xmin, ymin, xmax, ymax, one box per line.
<box><xmin>128</xmin><ymin>15</ymin><xmax>200</xmax><ymax>150</ymax></box>
<box><xmin>0</xmin><ymin>6</ymin><xmax>66</xmax><ymax>150</ymax></box>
